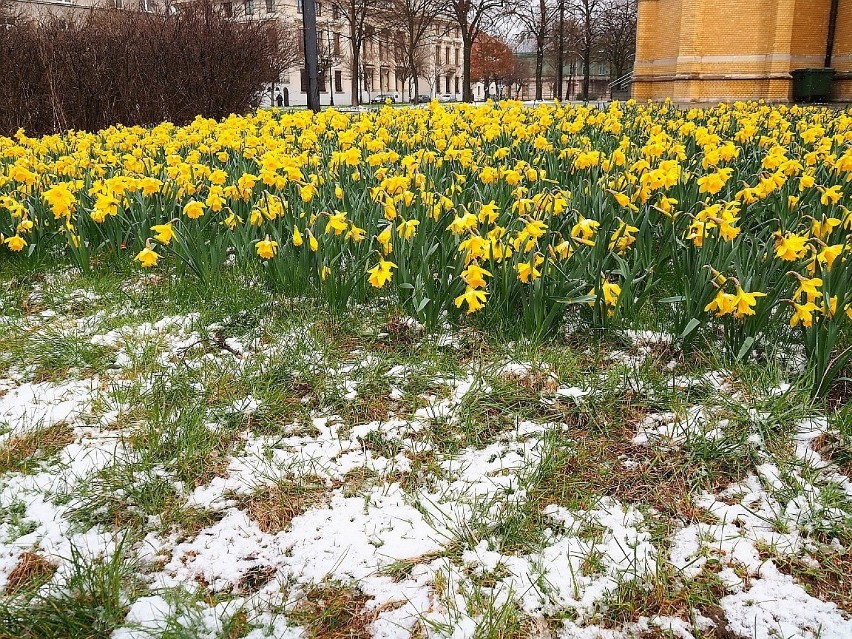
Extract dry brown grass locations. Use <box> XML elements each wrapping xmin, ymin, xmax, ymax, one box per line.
<box><xmin>811</xmin><ymin>433</ymin><xmax>852</xmax><ymax>477</ymax></box>
<box><xmin>775</xmin><ymin>549</ymin><xmax>852</xmax><ymax>614</ymax></box>
<box><xmin>0</xmin><ymin>423</ymin><xmax>74</xmax><ymax>475</ymax></box>
<box><xmin>4</xmin><ymin>552</ymin><xmax>56</xmax><ymax>595</ymax></box>
<box><xmin>291</xmin><ymin>582</ymin><xmax>374</xmax><ymax>639</ymax></box>
<box><xmin>497</xmin><ymin>366</ymin><xmax>559</xmax><ymax>395</ymax></box>
<box><xmin>532</xmin><ymin>420</ymin><xmax>738</xmax><ymax>520</ymax></box>
<box><xmin>237</xmin><ymin>565</ymin><xmax>278</xmax><ymax>594</ymax></box>
<box><xmin>240</xmin><ymin>479</ymin><xmax>329</xmax><ymax>534</ymax></box>
<box><xmin>595</xmin><ymin>565</ymin><xmax>738</xmax><ymax>639</ymax></box>
<box><xmin>371</xmin><ymin>315</ymin><xmax>423</xmax><ymax>352</ymax></box>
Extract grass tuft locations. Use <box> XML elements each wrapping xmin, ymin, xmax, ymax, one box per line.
<box><xmin>0</xmin><ymin>423</ymin><xmax>74</xmax><ymax>475</ymax></box>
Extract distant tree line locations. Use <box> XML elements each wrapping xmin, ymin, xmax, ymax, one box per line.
<box><xmin>0</xmin><ymin>0</ymin><xmax>637</xmax><ymax>133</ymax></box>
<box><xmin>477</xmin><ymin>0</ymin><xmax>637</xmax><ymax>101</ymax></box>
<box><xmin>308</xmin><ymin>0</ymin><xmax>636</xmax><ymax>106</ymax></box>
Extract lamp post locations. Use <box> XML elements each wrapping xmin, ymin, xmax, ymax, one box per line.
<box><xmin>556</xmin><ymin>0</ymin><xmax>564</xmax><ymax>100</ymax></box>
<box><xmin>326</xmin><ymin>23</ymin><xmax>335</xmax><ymax>107</ymax></box>
<box><xmin>302</xmin><ymin>0</ymin><xmax>320</xmax><ymax>112</ymax></box>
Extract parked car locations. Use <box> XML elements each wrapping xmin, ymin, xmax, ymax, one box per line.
<box><xmin>370</xmin><ymin>93</ymin><xmax>397</xmax><ymax>104</ymax></box>
<box><xmin>409</xmin><ymin>94</ymin><xmax>432</xmax><ymax>103</ymax></box>
<box><xmin>436</xmin><ymin>93</ymin><xmax>456</xmax><ymax>103</ymax></box>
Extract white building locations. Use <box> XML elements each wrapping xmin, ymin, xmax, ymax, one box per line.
<box><xmin>241</xmin><ymin>0</ymin><xmax>465</xmax><ymax>107</ymax></box>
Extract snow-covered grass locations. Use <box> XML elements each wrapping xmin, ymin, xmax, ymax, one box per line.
<box><xmin>0</xmin><ymin>264</ymin><xmax>851</xmax><ymax>639</ymax></box>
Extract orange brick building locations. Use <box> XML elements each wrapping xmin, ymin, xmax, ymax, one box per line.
<box><xmin>632</xmin><ymin>0</ymin><xmax>852</xmax><ymax>102</ymax></box>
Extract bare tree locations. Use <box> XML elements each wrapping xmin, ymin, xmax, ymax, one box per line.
<box><xmin>544</xmin><ymin>4</ymin><xmax>580</xmax><ymax>99</ymax></box>
<box><xmin>379</xmin><ymin>0</ymin><xmax>443</xmax><ymax>103</ymax></box>
<box><xmin>571</xmin><ymin>0</ymin><xmax>603</xmax><ymax>100</ymax></box>
<box><xmin>504</xmin><ymin>54</ymin><xmax>528</xmax><ymax>100</ymax></box>
<box><xmin>392</xmin><ymin>32</ymin><xmax>433</xmax><ymax>101</ymax></box>
<box><xmin>440</xmin><ymin>0</ymin><xmax>508</xmax><ymax>102</ymax></box>
<box><xmin>598</xmin><ymin>0</ymin><xmax>636</xmax><ymax>80</ymax></box>
<box><xmin>327</xmin><ymin>0</ymin><xmax>388</xmax><ymax>105</ymax></box>
<box><xmin>512</xmin><ymin>0</ymin><xmax>556</xmax><ymax>100</ymax></box>
<box><xmin>231</xmin><ymin>4</ymin><xmax>303</xmax><ymax>76</ymax></box>
<box><xmin>314</xmin><ymin>23</ymin><xmax>344</xmax><ymax>103</ymax></box>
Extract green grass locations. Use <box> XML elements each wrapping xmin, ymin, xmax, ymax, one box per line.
<box><xmin>0</xmin><ymin>541</ymin><xmax>138</xmax><ymax>639</ymax></box>
<box><xmin>1</xmin><ymin>261</ymin><xmax>852</xmax><ymax>636</ymax></box>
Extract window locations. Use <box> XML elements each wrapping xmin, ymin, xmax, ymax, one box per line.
<box><xmin>455</xmin><ymin>76</ymin><xmax>459</xmax><ymax>94</ymax></box>
<box><xmin>244</xmin><ymin>0</ymin><xmax>253</xmax><ymax>15</ymax></box>
<box><xmin>333</xmin><ymin>32</ymin><xmax>341</xmax><ymax>55</ymax></box>
<box><xmin>300</xmin><ymin>69</ymin><xmax>308</xmax><ymax>93</ymax></box>
<box><xmin>113</xmin><ymin>0</ymin><xmax>122</xmax><ymax>7</ymax></box>
<box><xmin>335</xmin><ymin>70</ymin><xmax>343</xmax><ymax>92</ymax></box>
<box><xmin>454</xmin><ymin>48</ymin><xmax>459</xmax><ymax>66</ymax></box>
<box><xmin>365</xmin><ymin>25</ymin><xmax>375</xmax><ymax>56</ymax></box>
<box><xmin>319</xmin><ymin>70</ymin><xmax>327</xmax><ymax>93</ymax></box>
<box><xmin>298</xmin><ymin>28</ymin><xmax>305</xmax><ymax>53</ymax></box>
<box><xmin>222</xmin><ymin>1</ymin><xmax>232</xmax><ymax>15</ymax></box>
<box><xmin>435</xmin><ymin>45</ymin><xmax>440</xmax><ymax>65</ymax></box>
<box><xmin>332</xmin><ymin>4</ymin><xmax>339</xmax><ymax>19</ymax></box>
<box><xmin>445</xmin><ymin>46</ymin><xmax>449</xmax><ymax>64</ymax></box>
<box><xmin>297</xmin><ymin>0</ymin><xmax>303</xmax><ymax>12</ymax></box>
<box><xmin>265</xmin><ymin>0</ymin><xmax>273</xmax><ymax>11</ymax></box>
<box><xmin>316</xmin><ymin>2</ymin><xmax>321</xmax><ymax>16</ymax></box>
<box><xmin>445</xmin><ymin>76</ymin><xmax>450</xmax><ymax>93</ymax></box>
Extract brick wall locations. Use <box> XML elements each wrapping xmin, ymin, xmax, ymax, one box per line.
<box><xmin>833</xmin><ymin>0</ymin><xmax>852</xmax><ymax>100</ymax></box>
<box><xmin>633</xmin><ymin>0</ymin><xmax>851</xmax><ymax>102</ymax></box>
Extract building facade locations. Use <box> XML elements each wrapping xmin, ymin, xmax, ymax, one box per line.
<box><xmin>248</xmin><ymin>0</ymin><xmax>465</xmax><ymax>107</ymax></box>
<box><xmin>6</xmin><ymin>0</ymin><xmax>158</xmax><ymax>20</ymax></box>
<box><xmin>509</xmin><ymin>51</ymin><xmax>612</xmax><ymax>102</ymax></box>
<box><xmin>633</xmin><ymin>0</ymin><xmax>852</xmax><ymax>103</ymax></box>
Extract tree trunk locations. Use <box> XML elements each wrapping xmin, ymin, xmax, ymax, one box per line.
<box><xmin>556</xmin><ymin>0</ymin><xmax>564</xmax><ymax>100</ymax></box>
<box><xmin>535</xmin><ymin>39</ymin><xmax>544</xmax><ymax>100</ymax></box>
<box><xmin>582</xmin><ymin>8</ymin><xmax>591</xmax><ymax>100</ymax></box>
<box><xmin>462</xmin><ymin>34</ymin><xmax>473</xmax><ymax>102</ymax></box>
<box><xmin>413</xmin><ymin>74</ymin><xmax>420</xmax><ymax>102</ymax></box>
<box><xmin>535</xmin><ymin>0</ymin><xmax>546</xmax><ymax>101</ymax></box>
<box><xmin>349</xmin><ymin>20</ymin><xmax>359</xmax><ymax>106</ymax></box>
<box><xmin>409</xmin><ymin>51</ymin><xmax>419</xmax><ymax>102</ymax></box>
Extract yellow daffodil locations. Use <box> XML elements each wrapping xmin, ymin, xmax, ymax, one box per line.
<box><xmin>256</xmin><ymin>236</ymin><xmax>278</xmax><ymax>259</ymax></box>
<box><xmin>454</xmin><ymin>286</ymin><xmax>487</xmax><ymax>313</ymax></box>
<box><xmin>731</xmin><ymin>287</ymin><xmax>767</xmax><ymax>318</ymax></box>
<box><xmin>151</xmin><ymin>223</ymin><xmax>175</xmax><ymax>245</ymax></box>
<box><xmin>793</xmin><ymin>276</ymin><xmax>822</xmax><ymax>302</ymax></box>
<box><xmin>397</xmin><ymin>218</ymin><xmax>419</xmax><ymax>240</ymax></box>
<box><xmin>183</xmin><ymin>200</ymin><xmax>204</xmax><ymax>219</ymax></box>
<box><xmin>4</xmin><ymin>235</ymin><xmax>27</xmax><ymax>252</ymax></box>
<box><xmin>367</xmin><ymin>257</ymin><xmax>396</xmax><ymax>288</ymax></box>
<box><xmin>774</xmin><ymin>232</ymin><xmax>809</xmax><ymax>261</ymax></box>
<box><xmin>461</xmin><ymin>263</ymin><xmax>491</xmax><ymax>289</ymax></box>
<box><xmin>790</xmin><ymin>301</ymin><xmax>819</xmax><ymax>328</ymax></box>
<box><xmin>135</xmin><ymin>241</ymin><xmax>160</xmax><ymax>267</ymax></box>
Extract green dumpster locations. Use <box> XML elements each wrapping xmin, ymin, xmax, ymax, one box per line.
<box><xmin>791</xmin><ymin>68</ymin><xmax>836</xmax><ymax>102</ymax></box>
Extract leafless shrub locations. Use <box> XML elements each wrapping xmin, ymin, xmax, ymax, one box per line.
<box><xmin>0</xmin><ymin>0</ymin><xmax>297</xmax><ymax>135</ymax></box>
